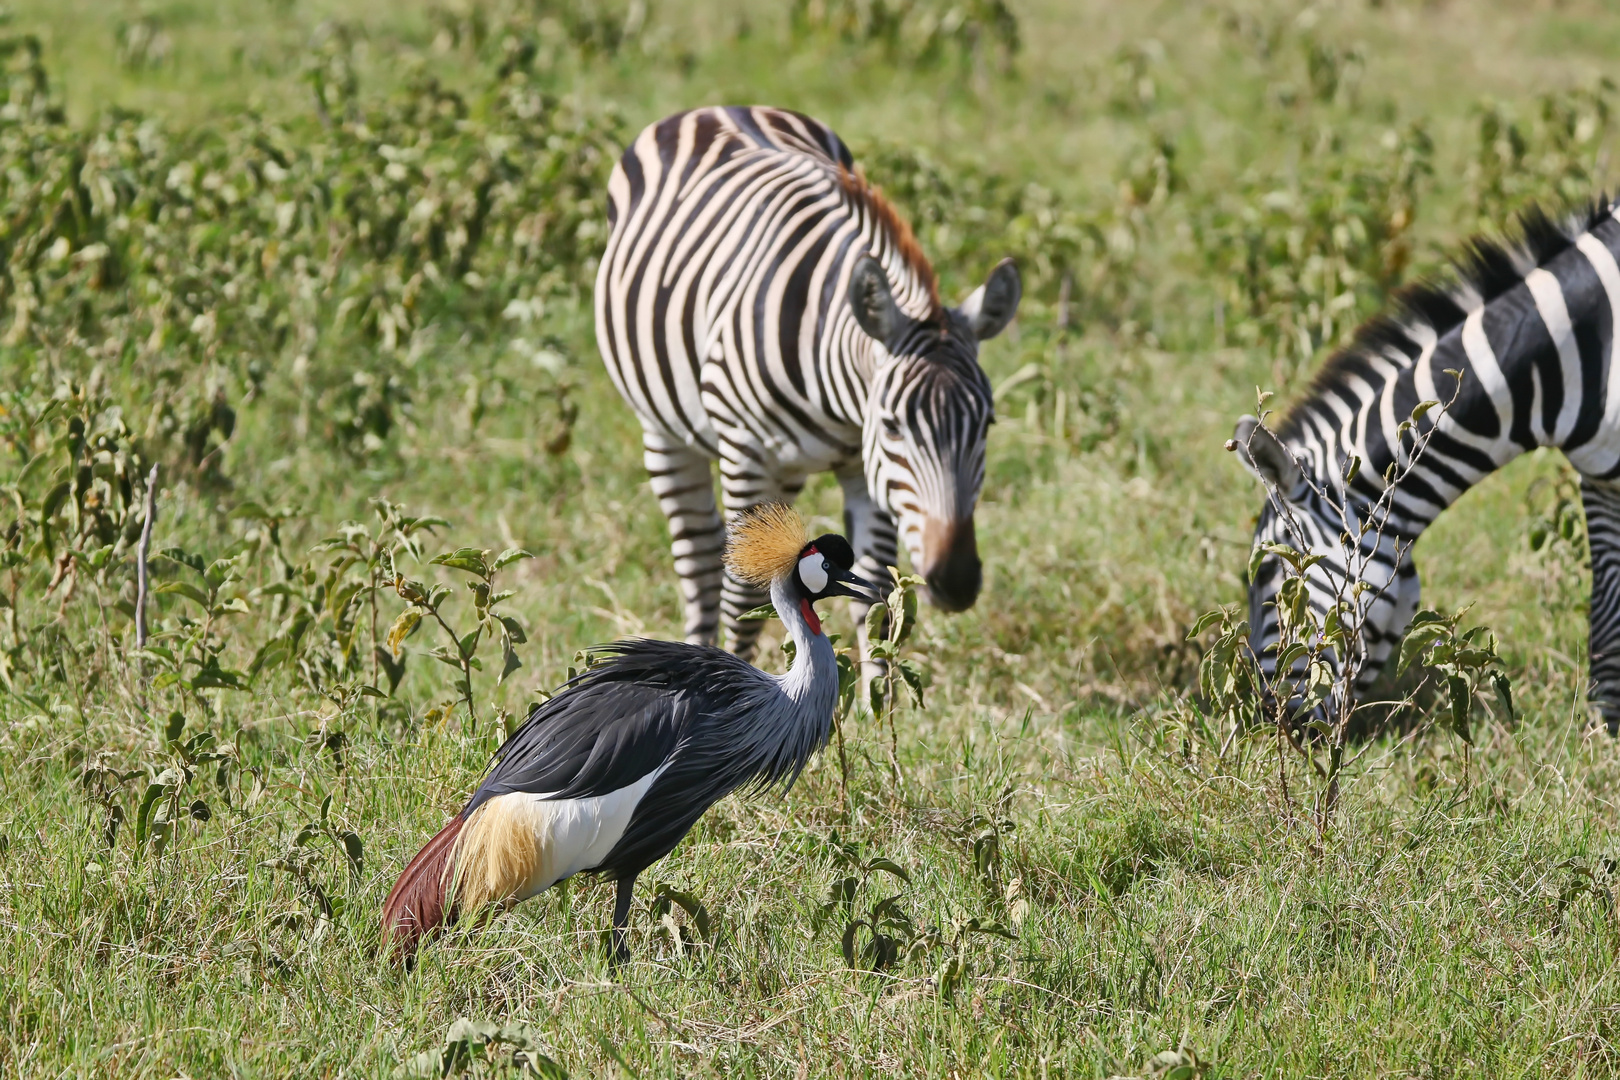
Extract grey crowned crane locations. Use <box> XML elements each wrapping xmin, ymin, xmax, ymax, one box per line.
<box><xmin>380</xmin><ymin>504</ymin><xmax>878</xmax><ymax>963</ymax></box>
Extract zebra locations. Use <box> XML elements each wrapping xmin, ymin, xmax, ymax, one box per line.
<box><xmin>1231</xmin><ymin>195</ymin><xmax>1620</xmax><ymax>731</ymax></box>
<box><xmin>594</xmin><ymin>106</ymin><xmax>1021</xmax><ymax>658</ymax></box>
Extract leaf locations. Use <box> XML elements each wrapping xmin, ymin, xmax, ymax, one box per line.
<box><xmin>1397</xmin><ymin>623</ymin><xmax>1452</xmax><ymax>675</ymax></box>
<box><xmin>133</xmin><ymin>645</ymin><xmax>178</xmax><ymax>667</ymax></box>
<box><xmin>864</xmin><ymin>601</ymin><xmax>889</xmax><ymax>644</ymax></box>
<box><xmin>154</xmin><ymin>580</ymin><xmax>211</xmax><ymax>607</ymax></box>
<box><xmin>134</xmin><ymin>781</ymin><xmax>168</xmax><ymax>855</ymax></box>
<box><xmin>248</xmin><ymin>640</ymin><xmax>291</xmax><ymax>676</ymax></box>
<box><xmin>886</xmin><ymin>588</ymin><xmax>916</xmax><ymax>650</ymax></box>
<box><xmin>738</xmin><ymin>603</ymin><xmax>778</xmax><ymax>621</ymax></box>
<box><xmin>1247</xmin><ymin>545</ymin><xmax>1266</xmax><ymax>584</ymax></box>
<box><xmin>376</xmin><ymin>645</ymin><xmax>407</xmax><ymax>694</ymax></box>
<box><xmin>164</xmin><ymin>710</ymin><xmax>186</xmax><ymax>744</ymax></box>
<box><xmin>158</xmin><ymin>547</ymin><xmax>207</xmax><ymax>574</ymax></box>
<box><xmin>498</xmin><ymin>614</ymin><xmax>527</xmax><ymax>644</ymax></box>
<box><xmin>500</xmin><ymin>635</ymin><xmax>522</xmax><ymax>685</ymax></box>
<box><xmin>1447</xmin><ymin>674</ymin><xmax>1472</xmax><ymax>745</ymax></box>
<box><xmin>431</xmin><ymin>547</ymin><xmax>489</xmax><ymax>575</ymax></box>
<box><xmin>1410</xmin><ymin>399</ymin><xmax>1440</xmax><ymax>423</ymax></box>
<box><xmin>1492</xmin><ymin>671</ymin><xmax>1515</xmax><ymax>722</ymax></box>
<box><xmin>340</xmin><ymin>831</ymin><xmax>364</xmax><ymax>880</ymax></box>
<box><xmin>385</xmin><ymin>609</ymin><xmax>421</xmax><ymax>657</ymax></box>
<box><xmin>326</xmin><ymin>579</ymin><xmax>364</xmax><ymax>621</ymax></box>
<box><xmin>869</xmin><ymin>674</ymin><xmax>888</xmax><ymax>715</ymax></box>
<box><xmin>894</xmin><ymin>658</ymin><xmax>927</xmax><ymax>708</ymax></box>
<box><xmin>864</xmin><ymin>857</ymin><xmax>911</xmax><ymax>884</ymax></box>
<box><xmin>652</xmin><ymin>884</ymin><xmax>712</xmax><ymax>941</ymax></box>
<box><xmin>492</xmin><ymin>547</ymin><xmax>534</xmax><ymax>570</ymax></box>
<box><xmin>1186</xmin><ymin>609</ymin><xmax>1227</xmax><ymax>640</ymax></box>
<box><xmin>841</xmin><ymin>921</ymin><xmax>861</xmax><ymax>969</ymax></box>
<box><xmin>965</xmin><ymin>919</ymin><xmax>1017</xmax><ymax>939</ymax></box>
<box><xmin>191</xmin><ymin>664</ymin><xmax>248</xmax><ymax>690</ymax></box>
<box><xmin>935</xmin><ymin>953</ymin><xmax>968</xmax><ymax>1000</ymax></box>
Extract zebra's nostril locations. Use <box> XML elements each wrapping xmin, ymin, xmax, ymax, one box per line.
<box><xmin>921</xmin><ymin>516</ymin><xmax>981</xmax><ymax>612</ymax></box>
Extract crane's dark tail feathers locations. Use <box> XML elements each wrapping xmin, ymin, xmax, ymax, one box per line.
<box><xmin>381</xmin><ymin>814</ymin><xmax>464</xmax><ymax>964</ymax></box>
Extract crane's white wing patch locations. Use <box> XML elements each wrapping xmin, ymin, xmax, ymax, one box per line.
<box><xmin>455</xmin><ymin>765</ymin><xmax>668</xmax><ymax>912</ymax></box>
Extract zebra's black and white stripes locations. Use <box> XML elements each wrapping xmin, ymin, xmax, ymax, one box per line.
<box><xmin>1233</xmin><ymin>197</ymin><xmax>1620</xmax><ymax>730</ymax></box>
<box><xmin>595</xmin><ymin>106</ymin><xmax>1020</xmax><ymax>657</ymax></box>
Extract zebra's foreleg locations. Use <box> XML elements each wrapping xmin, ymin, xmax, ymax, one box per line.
<box><xmin>716</xmin><ymin>439</ymin><xmax>797</xmax><ymax>660</ymax></box>
<box><xmin>1582</xmin><ymin>475</ymin><xmax>1620</xmax><ymax>735</ymax></box>
<box><xmin>643</xmin><ymin>430</ymin><xmax>724</xmax><ymax>646</ymax></box>
<box><xmin>838</xmin><ymin>471</ymin><xmax>899</xmax><ymax>686</ymax></box>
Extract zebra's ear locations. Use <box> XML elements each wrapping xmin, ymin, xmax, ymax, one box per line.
<box><xmin>1232</xmin><ymin>415</ymin><xmax>1303</xmax><ymax>494</ymax></box>
<box><xmin>848</xmin><ymin>255</ymin><xmax>902</xmax><ymax>346</ymax></box>
<box><xmin>960</xmin><ymin>258</ymin><xmax>1021</xmax><ymax>341</ymax></box>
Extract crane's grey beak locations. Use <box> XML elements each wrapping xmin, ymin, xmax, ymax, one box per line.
<box><xmin>826</xmin><ymin>566</ymin><xmax>882</xmax><ymax>605</ymax></box>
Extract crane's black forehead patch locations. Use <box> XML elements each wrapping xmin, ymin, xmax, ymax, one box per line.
<box><xmin>807</xmin><ymin>533</ymin><xmax>855</xmax><ymax>570</ymax></box>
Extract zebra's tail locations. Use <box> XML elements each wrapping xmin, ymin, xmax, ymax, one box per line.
<box><xmin>381</xmin><ymin>814</ymin><xmax>464</xmax><ymax>964</ymax></box>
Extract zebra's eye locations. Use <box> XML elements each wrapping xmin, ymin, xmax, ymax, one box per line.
<box><xmin>881</xmin><ymin>417</ymin><xmax>902</xmax><ymax>438</ymax></box>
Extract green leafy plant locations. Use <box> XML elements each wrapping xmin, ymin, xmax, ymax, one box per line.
<box><xmin>397</xmin><ymin>1017</ymin><xmax>568</xmax><ymax>1079</ymax></box>
<box><xmin>258</xmin><ymin>791</ymin><xmax>366</xmax><ymax>955</ymax></box>
<box><xmin>861</xmin><ymin>569</ymin><xmax>930</xmax><ymax>761</ymax></box>
<box><xmin>1196</xmin><ymin>380</ymin><xmax>1511</xmax><ymax>837</ymax></box>
<box><xmin>810</xmin><ymin>831</ymin><xmax>1014</xmax><ymax>994</ymax></box>
<box><xmin>645</xmin><ymin>882</ymin><xmax>713</xmax><ymax>959</ymax></box>
<box><xmin>389</xmin><ymin>543</ymin><xmax>532</xmax><ymax>731</ymax></box>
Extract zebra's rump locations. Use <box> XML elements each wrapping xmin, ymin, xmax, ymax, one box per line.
<box><xmin>593</xmin><ymin>105</ymin><xmax>936</xmax><ymax>468</ymax></box>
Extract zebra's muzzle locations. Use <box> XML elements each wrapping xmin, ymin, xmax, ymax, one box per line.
<box><xmin>920</xmin><ymin>515</ymin><xmax>981</xmax><ymax>613</ymax></box>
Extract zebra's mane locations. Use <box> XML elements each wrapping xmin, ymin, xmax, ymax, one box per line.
<box><xmin>1280</xmin><ymin>194</ymin><xmax>1618</xmax><ymax>439</ymax></box>
<box><xmin>838</xmin><ymin>165</ymin><xmax>944</xmax><ymax>320</ymax></box>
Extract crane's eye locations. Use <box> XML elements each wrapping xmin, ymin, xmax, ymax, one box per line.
<box><xmin>798</xmin><ymin>553</ymin><xmax>828</xmax><ymax>594</ymax></box>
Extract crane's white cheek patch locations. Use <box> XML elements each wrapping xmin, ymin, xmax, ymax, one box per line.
<box><xmin>798</xmin><ymin>554</ymin><xmax>828</xmax><ymax>593</ymax></box>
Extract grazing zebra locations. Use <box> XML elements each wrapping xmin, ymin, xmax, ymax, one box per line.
<box><xmin>595</xmin><ymin>106</ymin><xmax>1021</xmax><ymax>657</ymax></box>
<box><xmin>1232</xmin><ymin>196</ymin><xmax>1620</xmax><ymax>731</ymax></box>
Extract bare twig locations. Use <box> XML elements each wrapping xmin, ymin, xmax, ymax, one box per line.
<box><xmin>134</xmin><ymin>463</ymin><xmax>159</xmax><ymax>649</ymax></box>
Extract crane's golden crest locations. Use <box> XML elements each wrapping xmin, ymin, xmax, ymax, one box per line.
<box><xmin>724</xmin><ymin>503</ymin><xmax>808</xmax><ymax>586</ymax></box>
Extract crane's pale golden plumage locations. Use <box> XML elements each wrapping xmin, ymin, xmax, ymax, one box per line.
<box><xmin>724</xmin><ymin>503</ymin><xmax>807</xmax><ymax>586</ymax></box>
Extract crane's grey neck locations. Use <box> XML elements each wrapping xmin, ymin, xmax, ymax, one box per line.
<box><xmin>770</xmin><ymin>576</ymin><xmax>839</xmax><ymax>711</ymax></box>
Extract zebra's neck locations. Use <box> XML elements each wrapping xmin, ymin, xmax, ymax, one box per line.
<box><xmin>1284</xmin><ymin>201</ymin><xmax>1620</xmax><ymax>541</ymax></box>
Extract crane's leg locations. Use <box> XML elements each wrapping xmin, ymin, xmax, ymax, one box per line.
<box><xmin>643</xmin><ymin>430</ymin><xmax>724</xmax><ymax>646</ymax></box>
<box><xmin>716</xmin><ymin>436</ymin><xmax>798</xmax><ymax>660</ymax></box>
<box><xmin>610</xmin><ymin>873</ymin><xmax>639</xmax><ymax>967</ymax></box>
<box><xmin>838</xmin><ymin>470</ymin><xmax>898</xmax><ymax>686</ymax></box>
<box><xmin>1581</xmin><ymin>475</ymin><xmax>1620</xmax><ymax>734</ymax></box>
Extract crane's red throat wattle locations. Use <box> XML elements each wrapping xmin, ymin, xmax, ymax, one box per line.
<box><xmin>800</xmin><ymin>597</ymin><xmax>821</xmax><ymax>635</ymax></box>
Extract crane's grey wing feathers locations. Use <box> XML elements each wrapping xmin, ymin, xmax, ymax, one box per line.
<box><xmin>463</xmin><ymin>640</ymin><xmax>763</xmax><ymax>817</ymax></box>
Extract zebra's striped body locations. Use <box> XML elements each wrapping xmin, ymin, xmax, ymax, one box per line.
<box><xmin>1234</xmin><ymin>197</ymin><xmax>1620</xmax><ymax>731</ymax></box>
<box><xmin>595</xmin><ymin>106</ymin><xmax>1020</xmax><ymax>655</ymax></box>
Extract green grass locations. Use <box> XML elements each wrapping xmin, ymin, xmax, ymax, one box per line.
<box><xmin>5</xmin><ymin>0</ymin><xmax>1620</xmax><ymax>1075</ymax></box>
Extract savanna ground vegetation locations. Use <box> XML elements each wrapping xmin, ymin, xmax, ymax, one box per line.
<box><xmin>2</xmin><ymin>0</ymin><xmax>1619</xmax><ymax>1075</ymax></box>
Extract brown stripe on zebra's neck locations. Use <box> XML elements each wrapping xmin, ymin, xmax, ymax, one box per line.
<box><xmin>838</xmin><ymin>164</ymin><xmax>943</xmax><ymax>322</ymax></box>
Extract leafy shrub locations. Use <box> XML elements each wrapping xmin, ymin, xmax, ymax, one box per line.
<box><xmin>790</xmin><ymin>0</ymin><xmax>1019</xmax><ymax>72</ymax></box>
<box><xmin>1194</xmin><ymin>122</ymin><xmax>1433</xmax><ymax>384</ymax></box>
